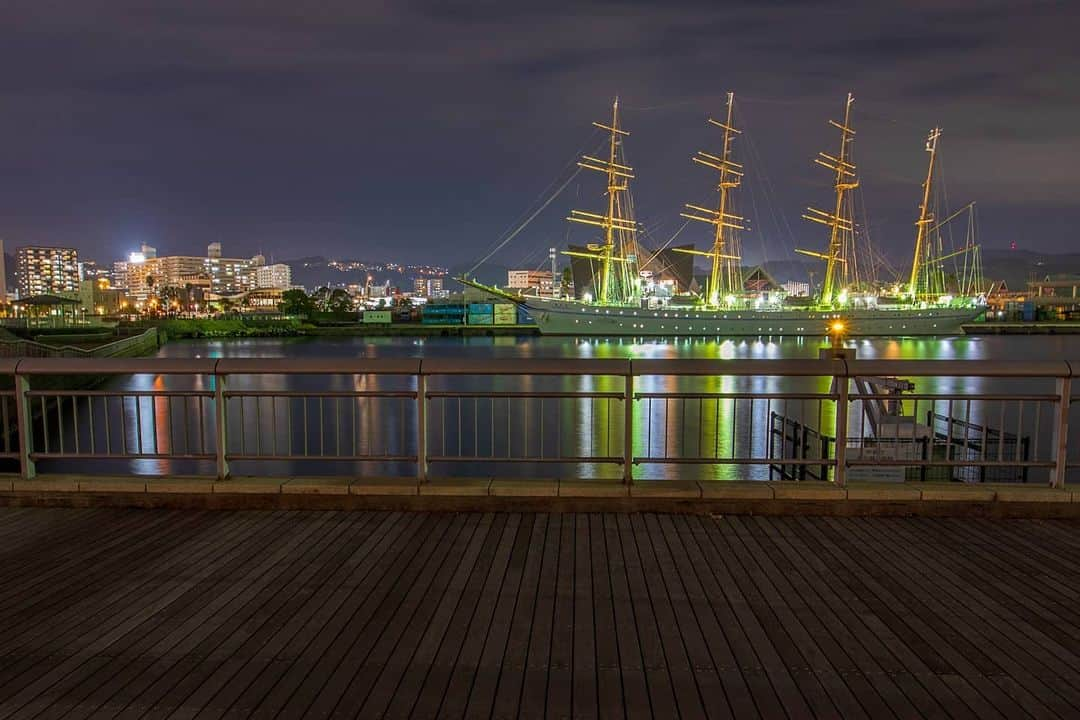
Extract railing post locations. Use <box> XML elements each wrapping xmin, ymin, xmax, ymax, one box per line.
<box><xmin>214</xmin><ymin>369</ymin><xmax>229</xmax><ymax>480</ymax></box>
<box><xmin>416</xmin><ymin>371</ymin><xmax>428</xmax><ymax>483</ymax></box>
<box><xmin>623</xmin><ymin>368</ymin><xmax>633</xmax><ymax>485</ymax></box>
<box><xmin>834</xmin><ymin>368</ymin><xmax>848</xmax><ymax>487</ymax></box>
<box><xmin>1052</xmin><ymin>375</ymin><xmax>1071</xmax><ymax>489</ymax></box>
<box><xmin>14</xmin><ymin>371</ymin><xmax>36</xmax><ymax>480</ymax></box>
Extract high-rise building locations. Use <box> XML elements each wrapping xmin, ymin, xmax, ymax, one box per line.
<box><xmin>413</xmin><ymin>277</ymin><xmax>446</xmax><ymax>298</ymax></box>
<box><xmin>15</xmin><ymin>246</ymin><xmax>79</xmax><ymax>298</ymax></box>
<box><xmin>254</xmin><ymin>263</ymin><xmax>292</xmax><ymax>290</ymax></box>
<box><xmin>117</xmin><ymin>243</ymin><xmax>259</xmax><ymax>301</ymax></box>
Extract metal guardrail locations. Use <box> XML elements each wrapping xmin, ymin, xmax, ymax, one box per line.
<box><xmin>0</xmin><ymin>356</ymin><xmax>1075</xmax><ymax>486</ymax></box>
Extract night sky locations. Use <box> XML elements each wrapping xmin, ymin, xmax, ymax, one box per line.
<box><xmin>1</xmin><ymin>0</ymin><xmax>1076</xmax><ymax>271</ymax></box>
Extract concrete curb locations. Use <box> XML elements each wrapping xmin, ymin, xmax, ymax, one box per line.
<box><xmin>2</xmin><ymin>476</ymin><xmax>1079</xmax><ymax>517</ymax></box>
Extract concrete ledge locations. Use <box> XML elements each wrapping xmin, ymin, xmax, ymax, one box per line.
<box><xmin>846</xmin><ymin>483</ymin><xmax>923</xmax><ymax>502</ymax></box>
<box><xmin>630</xmin><ymin>481</ymin><xmax>702</xmax><ymax>499</ymax></box>
<box><xmin>700</xmin><ymin>482</ymin><xmax>774</xmax><ymax>500</ymax></box>
<box><xmin>490</xmin><ymin>479</ymin><xmax>557</xmax><ymax>497</ymax></box>
<box><xmin>558</xmin><ymin>481</ymin><xmax>628</xmax><ymax>498</ymax></box>
<box><xmin>13</xmin><ymin>478</ymin><xmax>79</xmax><ymax>493</ymax></box>
<box><xmin>147</xmin><ymin>480</ymin><xmax>215</xmax><ymax>494</ymax></box>
<box><xmin>213</xmin><ymin>478</ymin><xmax>282</xmax><ymax>494</ymax></box>
<box><xmin>919</xmin><ymin>483</ymin><xmax>997</xmax><ymax>502</ymax></box>
<box><xmin>992</xmin><ymin>485</ymin><xmax>1072</xmax><ymax>503</ymax></box>
<box><xmin>350</xmin><ymin>478</ymin><xmax>418</xmax><ymax>496</ymax></box>
<box><xmin>420</xmin><ymin>478</ymin><xmax>491</xmax><ymax>496</ymax></box>
<box><xmin>282</xmin><ymin>478</ymin><xmax>350</xmax><ymax>495</ymax></box>
<box><xmin>79</xmin><ymin>479</ymin><xmax>147</xmax><ymax>493</ymax></box>
<box><xmin>771</xmin><ymin>482</ymin><xmax>847</xmax><ymax>500</ymax></box>
<box><xmin>4</xmin><ymin>476</ymin><xmax>1080</xmax><ymax>518</ymax></box>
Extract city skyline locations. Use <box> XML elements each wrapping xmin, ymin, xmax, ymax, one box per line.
<box><xmin>0</xmin><ymin>1</ymin><xmax>1076</xmax><ymax>269</ymax></box>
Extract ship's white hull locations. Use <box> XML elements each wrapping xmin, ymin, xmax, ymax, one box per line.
<box><xmin>522</xmin><ymin>298</ymin><xmax>983</xmax><ymax>336</ymax></box>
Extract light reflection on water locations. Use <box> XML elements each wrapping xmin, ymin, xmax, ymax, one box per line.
<box><xmin>41</xmin><ymin>334</ymin><xmax>1080</xmax><ymax>481</ymax></box>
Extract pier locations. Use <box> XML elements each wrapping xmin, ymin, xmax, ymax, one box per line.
<box><xmin>2</xmin><ymin>508</ymin><xmax>1079</xmax><ymax>718</ymax></box>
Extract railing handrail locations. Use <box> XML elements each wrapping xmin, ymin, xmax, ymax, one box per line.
<box><xmin>3</xmin><ymin>354</ymin><xmax>1074</xmax><ymax>490</ymax></box>
<box><xmin>3</xmin><ymin>355</ymin><xmax>1077</xmax><ymax>379</ymax></box>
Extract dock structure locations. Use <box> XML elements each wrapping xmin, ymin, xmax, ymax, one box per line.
<box><xmin>1</xmin><ymin>508</ymin><xmax>1079</xmax><ymax>718</ymax></box>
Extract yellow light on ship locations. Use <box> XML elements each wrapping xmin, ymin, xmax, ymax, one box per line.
<box><xmin>837</xmin><ymin>289</ymin><xmax>849</xmax><ymax>306</ymax></box>
<box><xmin>724</xmin><ymin>294</ymin><xmax>737</xmax><ymax>307</ymax></box>
<box><xmin>830</xmin><ymin>320</ymin><xmax>846</xmax><ymax>334</ymax></box>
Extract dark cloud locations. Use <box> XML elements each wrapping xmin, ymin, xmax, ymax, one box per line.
<box><xmin>0</xmin><ymin>0</ymin><xmax>1075</xmax><ymax>268</ymax></box>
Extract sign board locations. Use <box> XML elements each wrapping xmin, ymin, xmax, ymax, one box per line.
<box><xmin>845</xmin><ymin>441</ymin><xmax>919</xmax><ymax>483</ymax></box>
<box><xmin>362</xmin><ymin>310</ymin><xmax>392</xmax><ymax>324</ymax></box>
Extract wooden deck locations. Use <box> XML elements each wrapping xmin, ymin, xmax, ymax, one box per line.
<box><xmin>1</xmin><ymin>509</ymin><xmax>1079</xmax><ymax>719</ymax></box>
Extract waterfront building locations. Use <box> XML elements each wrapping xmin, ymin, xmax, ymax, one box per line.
<box><xmin>15</xmin><ymin>245</ymin><xmax>79</xmax><ymax>298</ymax></box>
<box><xmin>117</xmin><ymin>243</ymin><xmax>259</xmax><ymax>302</ymax></box>
<box><xmin>255</xmin><ymin>263</ymin><xmax>292</xmax><ymax>290</ymax></box>
<box><xmin>78</xmin><ymin>279</ymin><xmax>128</xmax><ymax>315</ymax></box>
<box><xmin>507</xmin><ymin>269</ymin><xmax>553</xmax><ymax>295</ymax></box>
<box><xmin>783</xmin><ymin>280</ymin><xmax>811</xmax><ymax>297</ymax></box>
<box><xmin>413</xmin><ymin>277</ymin><xmax>446</xmax><ymax>298</ymax></box>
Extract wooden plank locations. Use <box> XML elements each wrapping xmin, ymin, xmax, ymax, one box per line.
<box><xmin>44</xmin><ymin>511</ymin><xmax>351</xmax><ymax>720</ymax></box>
<box><xmin>31</xmin><ymin>510</ymin><xmax>295</xmax><ymax>719</ymax></box>
<box><xmin>630</xmin><ymin>513</ymin><xmax>707</xmax><ymax>720</ymax></box>
<box><xmin>616</xmin><ymin>513</ymin><xmax>679</xmax><ymax>718</ymax></box>
<box><xmin>486</xmin><ymin>514</ymin><xmax>549</xmax><ymax>720</ymax></box>
<box><xmin>461</xmin><ymin>514</ymin><xmax>536</xmax><ymax>720</ymax></box>
<box><xmin>108</xmin><ymin>512</ymin><xmax>386</xmax><ymax>719</ymax></box>
<box><xmin>438</xmin><ymin>514</ymin><xmax>523</xmax><ymax>719</ymax></box>
<box><xmin>913</xmin><ymin>518</ymin><xmax>1080</xmax><ymax>631</ymax></box>
<box><xmin>588</xmin><ymin>513</ymin><xmax>624</xmax><ymax>720</ymax></box>
<box><xmin>149</xmin><ymin>513</ymin><xmax>411</xmax><ymax>720</ymax></box>
<box><xmin>341</xmin><ymin>512</ymin><xmax>478</xmax><ymax>714</ymax></box>
<box><xmin>0</xmin><ymin>511</ymin><xmax>255</xmax><ymax>699</ymax></box>
<box><xmin>602</xmin><ymin>513</ymin><xmax>651</xmax><ymax>720</ymax></box>
<box><xmin>235</xmin><ymin>512</ymin><xmax>429</xmax><ymax>718</ymax></box>
<box><xmin>517</xmin><ymin>512</ymin><xmax>561</xmax><ymax>720</ymax></box>
<box><xmin>272</xmin><ymin>513</ymin><xmax>458</xmax><ymax>718</ymax></box>
<box><xmin>407</xmin><ymin>513</ymin><xmax>510</xmax><ymax>719</ymax></box>
<box><xmin>659</xmin><ymin>514</ymin><xmax>766</xmax><ymax>720</ymax></box>
<box><xmin>544</xmin><ymin>511</ymin><xmax>575</xmax><ymax>720</ymax></box>
<box><xmin>727</xmin><ymin>516</ymin><xmax>882</xmax><ymax>719</ymax></box>
<box><xmin>703</xmin><ymin>516</ymin><xmax>838</xmax><ymax>719</ymax></box>
<box><xmin>846</xmin><ymin>516</ymin><xmax>1080</xmax><ymax>712</ymax></box>
<box><xmin>385</xmin><ymin>513</ymin><xmax>496</xmax><ymax>718</ymax></box>
<box><xmin>0</xmin><ymin>511</ymin><xmax>276</xmax><ymax>719</ymax></box>
<box><xmin>754</xmin><ymin>515</ymin><xmax>955</xmax><ymax>720</ymax></box>
<box><xmin>643</xmin><ymin>513</ymin><xmax>732</xmax><ymax>720</ymax></box>
<box><xmin>792</xmin><ymin>516</ymin><xmax>1034</xmax><ymax>719</ymax></box>
<box><xmin>0</xmin><ymin>509</ymin><xmax>186</xmax><ymax>623</ymax></box>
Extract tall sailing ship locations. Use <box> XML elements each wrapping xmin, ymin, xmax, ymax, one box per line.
<box><xmin>474</xmin><ymin>93</ymin><xmax>986</xmax><ymax>336</ymax></box>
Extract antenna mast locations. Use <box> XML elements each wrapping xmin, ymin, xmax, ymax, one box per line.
<box><xmin>908</xmin><ymin>128</ymin><xmax>941</xmax><ymax>300</ymax></box>
<box><xmin>566</xmin><ymin>98</ymin><xmax>638</xmax><ymax>304</ymax></box>
<box><xmin>675</xmin><ymin>91</ymin><xmax>747</xmax><ymax>306</ymax></box>
<box><xmin>797</xmin><ymin>93</ymin><xmax>858</xmax><ymax>307</ymax></box>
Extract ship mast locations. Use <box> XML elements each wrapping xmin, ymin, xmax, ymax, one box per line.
<box><xmin>675</xmin><ymin>91</ymin><xmax>747</xmax><ymax>306</ymax></box>
<box><xmin>907</xmin><ymin>128</ymin><xmax>941</xmax><ymax>301</ymax></box>
<box><xmin>565</xmin><ymin>98</ymin><xmax>638</xmax><ymax>305</ymax></box>
<box><xmin>797</xmin><ymin>92</ymin><xmax>858</xmax><ymax>308</ymax></box>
